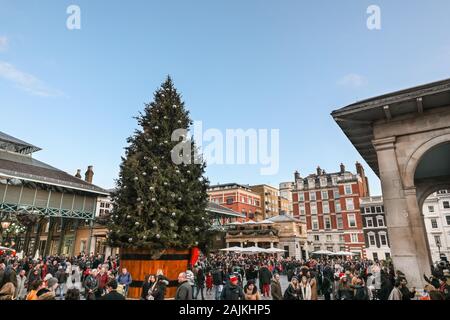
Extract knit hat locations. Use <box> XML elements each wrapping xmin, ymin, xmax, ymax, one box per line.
<box><xmin>44</xmin><ymin>273</ymin><xmax>53</xmax><ymax>281</ymax></box>
<box><xmin>47</xmin><ymin>277</ymin><xmax>58</xmax><ymax>288</ymax></box>
<box><xmin>230</xmin><ymin>275</ymin><xmax>238</xmax><ymax>282</ymax></box>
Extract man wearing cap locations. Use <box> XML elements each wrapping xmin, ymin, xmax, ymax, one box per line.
<box><xmin>220</xmin><ymin>275</ymin><xmax>244</xmax><ymax>300</ymax></box>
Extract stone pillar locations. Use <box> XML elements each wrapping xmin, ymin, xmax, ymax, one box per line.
<box><xmin>374</xmin><ymin>137</ymin><xmax>429</xmax><ymax>288</ymax></box>
<box><xmin>32</xmin><ymin>219</ymin><xmax>44</xmax><ymax>256</ymax></box>
<box><xmin>270</xmin><ymin>242</ymin><xmax>274</xmax><ymax>248</ymax></box>
<box><xmin>23</xmin><ymin>226</ymin><xmax>32</xmax><ymax>255</ymax></box>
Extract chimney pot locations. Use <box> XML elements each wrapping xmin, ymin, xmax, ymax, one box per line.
<box><xmin>316</xmin><ymin>166</ymin><xmax>321</xmax><ymax>176</ymax></box>
<box><xmin>75</xmin><ymin>169</ymin><xmax>82</xmax><ymax>179</ymax></box>
<box><xmin>294</xmin><ymin>171</ymin><xmax>300</xmax><ymax>181</ymax></box>
<box><xmin>85</xmin><ymin>166</ymin><xmax>94</xmax><ymax>184</ymax></box>
<box><xmin>340</xmin><ymin>163</ymin><xmax>345</xmax><ymax>173</ymax></box>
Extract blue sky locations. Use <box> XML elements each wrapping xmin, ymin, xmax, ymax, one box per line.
<box><xmin>1</xmin><ymin>0</ymin><xmax>450</xmax><ymax>195</ymax></box>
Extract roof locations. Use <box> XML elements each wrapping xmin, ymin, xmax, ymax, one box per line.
<box><xmin>206</xmin><ymin>202</ymin><xmax>246</xmax><ymax>218</ymax></box>
<box><xmin>0</xmin><ymin>149</ymin><xmax>109</xmax><ymax>195</ymax></box>
<box><xmin>0</xmin><ymin>131</ymin><xmax>41</xmax><ymax>154</ymax></box>
<box><xmin>331</xmin><ymin>78</ymin><xmax>450</xmax><ymax>176</ymax></box>
<box><xmin>268</xmin><ymin>214</ymin><xmax>302</xmax><ymax>223</ymax></box>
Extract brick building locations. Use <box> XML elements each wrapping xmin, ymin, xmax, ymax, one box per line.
<box><xmin>207</xmin><ymin>183</ymin><xmax>261</xmax><ymax>221</ymax></box>
<box><xmin>292</xmin><ymin>162</ymin><xmax>370</xmax><ymax>258</ymax></box>
<box><xmin>250</xmin><ymin>184</ymin><xmax>280</xmax><ymax>220</ymax></box>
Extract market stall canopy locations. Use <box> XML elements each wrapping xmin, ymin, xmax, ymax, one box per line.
<box><xmin>311</xmin><ymin>250</ymin><xmax>335</xmax><ymax>255</ymax></box>
<box><xmin>265</xmin><ymin>247</ymin><xmax>286</xmax><ymax>253</ymax></box>
<box><xmin>219</xmin><ymin>246</ymin><xmax>244</xmax><ymax>252</ymax></box>
<box><xmin>240</xmin><ymin>246</ymin><xmax>268</xmax><ymax>253</ymax></box>
<box><xmin>332</xmin><ymin>251</ymin><xmax>355</xmax><ymax>256</ymax></box>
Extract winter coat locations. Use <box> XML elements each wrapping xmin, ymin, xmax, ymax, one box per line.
<box><xmin>55</xmin><ymin>269</ymin><xmax>67</xmax><ymax>284</ymax></box>
<box><xmin>175</xmin><ymin>280</ymin><xmax>192</xmax><ymax>300</ymax></box>
<box><xmin>220</xmin><ymin>283</ymin><xmax>244</xmax><ymax>300</ymax></box>
<box><xmin>100</xmin><ymin>290</ymin><xmax>125</xmax><ymax>300</ymax></box>
<box><xmin>206</xmin><ymin>275</ymin><xmax>213</xmax><ymax>289</ymax></box>
<box><xmin>270</xmin><ymin>279</ymin><xmax>282</xmax><ymax>300</ymax></box>
<box><xmin>195</xmin><ymin>270</ymin><xmax>206</xmax><ymax>288</ymax></box>
<box><xmin>258</xmin><ymin>267</ymin><xmax>272</xmax><ymax>285</ymax></box>
<box><xmin>283</xmin><ymin>283</ymin><xmax>301</xmax><ymax>300</ymax></box>
<box><xmin>141</xmin><ymin>281</ymin><xmax>156</xmax><ymax>300</ymax></box>
<box><xmin>353</xmin><ymin>285</ymin><xmax>369</xmax><ymax>300</ymax></box>
<box><xmin>244</xmin><ymin>287</ymin><xmax>261</xmax><ymax>300</ymax></box>
<box><xmin>388</xmin><ymin>287</ymin><xmax>403</xmax><ymax>300</ymax></box>
<box><xmin>309</xmin><ymin>278</ymin><xmax>318</xmax><ymax>300</ymax></box>
<box><xmin>212</xmin><ymin>269</ymin><xmax>224</xmax><ymax>286</ymax></box>
<box><xmin>117</xmin><ymin>272</ymin><xmax>132</xmax><ymax>286</ymax></box>
<box><xmin>299</xmin><ymin>283</ymin><xmax>312</xmax><ymax>300</ymax></box>
<box><xmin>15</xmin><ymin>275</ymin><xmax>27</xmax><ymax>299</ymax></box>
<box><xmin>400</xmin><ymin>286</ymin><xmax>415</xmax><ymax>300</ymax></box>
<box><xmin>83</xmin><ymin>275</ymin><xmax>99</xmax><ymax>300</ymax></box>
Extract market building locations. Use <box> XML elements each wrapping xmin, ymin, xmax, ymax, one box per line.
<box><xmin>0</xmin><ymin>131</ymin><xmax>109</xmax><ymax>256</ymax></box>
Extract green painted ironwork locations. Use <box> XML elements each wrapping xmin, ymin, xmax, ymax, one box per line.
<box><xmin>0</xmin><ymin>202</ymin><xmax>94</xmax><ymax>220</ymax></box>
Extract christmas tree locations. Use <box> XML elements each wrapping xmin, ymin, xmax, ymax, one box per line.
<box><xmin>107</xmin><ymin>76</ymin><xmax>210</xmax><ymax>256</ymax></box>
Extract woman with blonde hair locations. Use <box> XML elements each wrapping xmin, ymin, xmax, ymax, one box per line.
<box><xmin>0</xmin><ymin>282</ymin><xmax>16</xmax><ymax>300</ymax></box>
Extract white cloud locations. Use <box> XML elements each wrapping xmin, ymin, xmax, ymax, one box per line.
<box><xmin>337</xmin><ymin>73</ymin><xmax>368</xmax><ymax>88</ymax></box>
<box><xmin>0</xmin><ymin>36</ymin><xmax>8</xmax><ymax>52</ymax></box>
<box><xmin>0</xmin><ymin>61</ymin><xmax>64</xmax><ymax>97</ymax></box>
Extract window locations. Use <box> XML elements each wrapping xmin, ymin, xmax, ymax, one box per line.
<box><xmin>314</xmin><ymin>246</ymin><xmax>321</xmax><ymax>252</ymax></box>
<box><xmin>298</xmin><ymin>192</ymin><xmax>304</xmax><ymax>202</ymax></box>
<box><xmin>310</xmin><ymin>192</ymin><xmax>316</xmax><ymax>201</ymax></box>
<box><xmin>443</xmin><ymin>201</ymin><xmax>450</xmax><ymax>209</ymax></box>
<box><xmin>311</xmin><ymin>203</ymin><xmax>317</xmax><ymax>215</ymax></box>
<box><xmin>339</xmin><ymin>235</ymin><xmax>345</xmax><ymax>242</ymax></box>
<box><xmin>369</xmin><ymin>234</ymin><xmax>376</xmax><ymax>246</ymax></box>
<box><xmin>334</xmin><ymin>190</ymin><xmax>340</xmax><ymax>199</ymax></box>
<box><xmin>312</xmin><ymin>219</ymin><xmax>319</xmax><ymax>230</ymax></box>
<box><xmin>348</xmin><ymin>214</ymin><xmax>356</xmax><ymax>228</ymax></box>
<box><xmin>322</xmin><ymin>201</ymin><xmax>330</xmax><ymax>214</ymax></box>
<box><xmin>335</xmin><ymin>202</ymin><xmax>341</xmax><ymax>213</ymax></box>
<box><xmin>326</xmin><ymin>235</ymin><xmax>332</xmax><ymax>242</ymax></box>
<box><xmin>332</xmin><ymin>176</ymin><xmax>338</xmax><ymax>185</ymax></box>
<box><xmin>431</xmin><ymin>219</ymin><xmax>438</xmax><ymax>229</ymax></box>
<box><xmin>351</xmin><ymin>234</ymin><xmax>358</xmax><ymax>243</ymax></box>
<box><xmin>364</xmin><ymin>207</ymin><xmax>371</xmax><ymax>214</ymax></box>
<box><xmin>434</xmin><ymin>235</ymin><xmax>441</xmax><ymax>246</ymax></box>
<box><xmin>226</xmin><ymin>197</ymin><xmax>233</xmax><ymax>205</ymax></box>
<box><xmin>326</xmin><ymin>246</ymin><xmax>334</xmax><ymax>252</ymax></box>
<box><xmin>324</xmin><ymin>217</ymin><xmax>331</xmax><ymax>230</ymax></box>
<box><xmin>380</xmin><ymin>234</ymin><xmax>387</xmax><ymax>246</ymax></box>
<box><xmin>428</xmin><ymin>206</ymin><xmax>435</xmax><ymax>213</ymax></box>
<box><xmin>344</xmin><ymin>184</ymin><xmax>352</xmax><ymax>195</ymax></box>
<box><xmin>299</xmin><ymin>204</ymin><xmax>306</xmax><ymax>215</ymax></box>
<box><xmin>340</xmin><ymin>246</ymin><xmax>346</xmax><ymax>252</ymax></box>
<box><xmin>366</xmin><ymin>217</ymin><xmax>373</xmax><ymax>228</ymax></box>
<box><xmin>320</xmin><ymin>177</ymin><xmax>327</xmax><ymax>187</ymax></box>
<box><xmin>376</xmin><ymin>206</ymin><xmax>382</xmax><ymax>213</ymax></box>
<box><xmin>337</xmin><ymin>216</ymin><xmax>343</xmax><ymax>229</ymax></box>
<box><xmin>321</xmin><ymin>190</ymin><xmax>328</xmax><ymax>200</ymax></box>
<box><xmin>345</xmin><ymin>198</ymin><xmax>355</xmax><ymax>211</ymax></box>
<box><xmin>377</xmin><ymin>216</ymin><xmax>385</xmax><ymax>227</ymax></box>
<box><xmin>446</xmin><ymin>216</ymin><xmax>450</xmax><ymax>225</ymax></box>
<box><xmin>314</xmin><ymin>235</ymin><xmax>320</xmax><ymax>241</ymax></box>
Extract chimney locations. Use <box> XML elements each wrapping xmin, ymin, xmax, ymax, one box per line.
<box><xmin>85</xmin><ymin>166</ymin><xmax>94</xmax><ymax>184</ymax></box>
<box><xmin>356</xmin><ymin>162</ymin><xmax>370</xmax><ymax>197</ymax></box>
<box><xmin>316</xmin><ymin>166</ymin><xmax>321</xmax><ymax>176</ymax></box>
<box><xmin>75</xmin><ymin>169</ymin><xmax>82</xmax><ymax>179</ymax></box>
<box><xmin>294</xmin><ymin>171</ymin><xmax>300</xmax><ymax>181</ymax></box>
<box><xmin>340</xmin><ymin>163</ymin><xmax>345</xmax><ymax>173</ymax></box>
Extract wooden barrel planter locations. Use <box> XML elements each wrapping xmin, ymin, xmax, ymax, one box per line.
<box><xmin>120</xmin><ymin>247</ymin><xmax>192</xmax><ymax>299</ymax></box>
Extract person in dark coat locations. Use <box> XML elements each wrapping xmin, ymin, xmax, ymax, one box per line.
<box><xmin>353</xmin><ymin>276</ymin><xmax>369</xmax><ymax>300</ymax></box>
<box><xmin>212</xmin><ymin>266</ymin><xmax>225</xmax><ymax>300</ymax></box>
<box><xmin>220</xmin><ymin>275</ymin><xmax>244</xmax><ymax>300</ymax></box>
<box><xmin>321</xmin><ymin>275</ymin><xmax>332</xmax><ymax>300</ymax></box>
<box><xmin>258</xmin><ymin>265</ymin><xmax>272</xmax><ymax>298</ymax></box>
<box><xmin>83</xmin><ymin>269</ymin><xmax>99</xmax><ymax>300</ymax></box>
<box><xmin>283</xmin><ymin>276</ymin><xmax>301</xmax><ymax>300</ymax></box>
<box><xmin>100</xmin><ymin>280</ymin><xmax>125</xmax><ymax>300</ymax></box>
<box><xmin>175</xmin><ymin>272</ymin><xmax>192</xmax><ymax>300</ymax></box>
<box><xmin>378</xmin><ymin>269</ymin><xmax>393</xmax><ymax>300</ymax></box>
<box><xmin>194</xmin><ymin>267</ymin><xmax>206</xmax><ymax>300</ymax></box>
<box><xmin>270</xmin><ymin>274</ymin><xmax>283</xmax><ymax>300</ymax></box>
<box><xmin>399</xmin><ymin>277</ymin><xmax>416</xmax><ymax>300</ymax></box>
<box><xmin>141</xmin><ymin>274</ymin><xmax>157</xmax><ymax>300</ymax></box>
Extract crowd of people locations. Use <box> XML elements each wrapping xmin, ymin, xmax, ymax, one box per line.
<box><xmin>0</xmin><ymin>253</ymin><xmax>129</xmax><ymax>300</ymax></box>
<box><xmin>173</xmin><ymin>253</ymin><xmax>450</xmax><ymax>301</ymax></box>
<box><xmin>1</xmin><ymin>250</ymin><xmax>449</xmax><ymax>301</ymax></box>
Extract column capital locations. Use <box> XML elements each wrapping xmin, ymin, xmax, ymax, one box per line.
<box><xmin>404</xmin><ymin>187</ymin><xmax>417</xmax><ymax>196</ymax></box>
<box><xmin>373</xmin><ymin>136</ymin><xmax>396</xmax><ymax>151</ymax></box>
